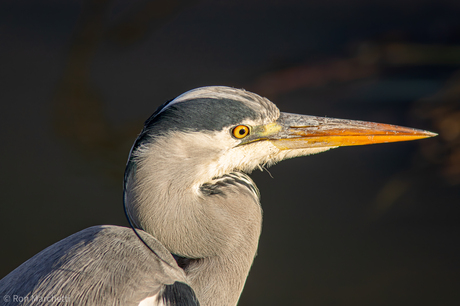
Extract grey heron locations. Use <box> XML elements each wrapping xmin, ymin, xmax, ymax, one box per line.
<box><xmin>0</xmin><ymin>86</ymin><xmax>436</xmax><ymax>305</ymax></box>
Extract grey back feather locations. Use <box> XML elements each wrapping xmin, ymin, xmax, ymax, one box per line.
<box><xmin>0</xmin><ymin>226</ymin><xmax>189</xmax><ymax>305</ymax></box>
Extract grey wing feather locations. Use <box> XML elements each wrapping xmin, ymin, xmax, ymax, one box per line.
<box><xmin>0</xmin><ymin>225</ymin><xmax>189</xmax><ymax>305</ymax></box>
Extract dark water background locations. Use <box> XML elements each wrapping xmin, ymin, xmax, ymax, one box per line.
<box><xmin>1</xmin><ymin>1</ymin><xmax>459</xmax><ymax>305</ymax></box>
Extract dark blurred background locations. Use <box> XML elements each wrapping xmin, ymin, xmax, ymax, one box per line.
<box><xmin>1</xmin><ymin>0</ymin><xmax>460</xmax><ymax>305</ymax></box>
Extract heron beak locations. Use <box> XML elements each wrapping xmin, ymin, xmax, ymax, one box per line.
<box><xmin>259</xmin><ymin>112</ymin><xmax>437</xmax><ymax>150</ymax></box>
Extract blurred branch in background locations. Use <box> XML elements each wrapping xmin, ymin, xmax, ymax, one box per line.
<box><xmin>249</xmin><ymin>41</ymin><xmax>460</xmax><ymax>98</ymax></box>
<box><xmin>52</xmin><ymin>0</ymin><xmax>195</xmax><ymax>178</ymax></box>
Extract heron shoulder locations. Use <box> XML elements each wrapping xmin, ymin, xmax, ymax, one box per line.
<box><xmin>0</xmin><ymin>225</ymin><xmax>198</xmax><ymax>306</ymax></box>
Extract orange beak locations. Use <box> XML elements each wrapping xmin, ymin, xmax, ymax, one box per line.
<box><xmin>264</xmin><ymin>112</ymin><xmax>437</xmax><ymax>150</ymax></box>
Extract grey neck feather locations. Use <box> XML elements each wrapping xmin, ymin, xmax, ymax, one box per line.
<box><xmin>125</xmin><ymin>131</ymin><xmax>263</xmax><ymax>306</ymax></box>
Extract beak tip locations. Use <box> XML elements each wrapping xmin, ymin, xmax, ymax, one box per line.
<box><xmin>418</xmin><ymin>130</ymin><xmax>438</xmax><ymax>138</ymax></box>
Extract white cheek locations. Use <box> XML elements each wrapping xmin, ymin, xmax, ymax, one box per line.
<box><xmin>217</xmin><ymin>141</ymin><xmax>280</xmax><ymax>173</ymax></box>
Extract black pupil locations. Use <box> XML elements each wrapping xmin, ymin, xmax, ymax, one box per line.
<box><xmin>239</xmin><ymin>128</ymin><xmax>246</xmax><ymax>135</ymax></box>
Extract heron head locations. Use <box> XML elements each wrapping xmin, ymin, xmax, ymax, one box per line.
<box><xmin>130</xmin><ymin>86</ymin><xmax>436</xmax><ymax>186</ymax></box>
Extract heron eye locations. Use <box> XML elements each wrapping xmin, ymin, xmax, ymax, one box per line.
<box><xmin>232</xmin><ymin>125</ymin><xmax>250</xmax><ymax>139</ymax></box>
